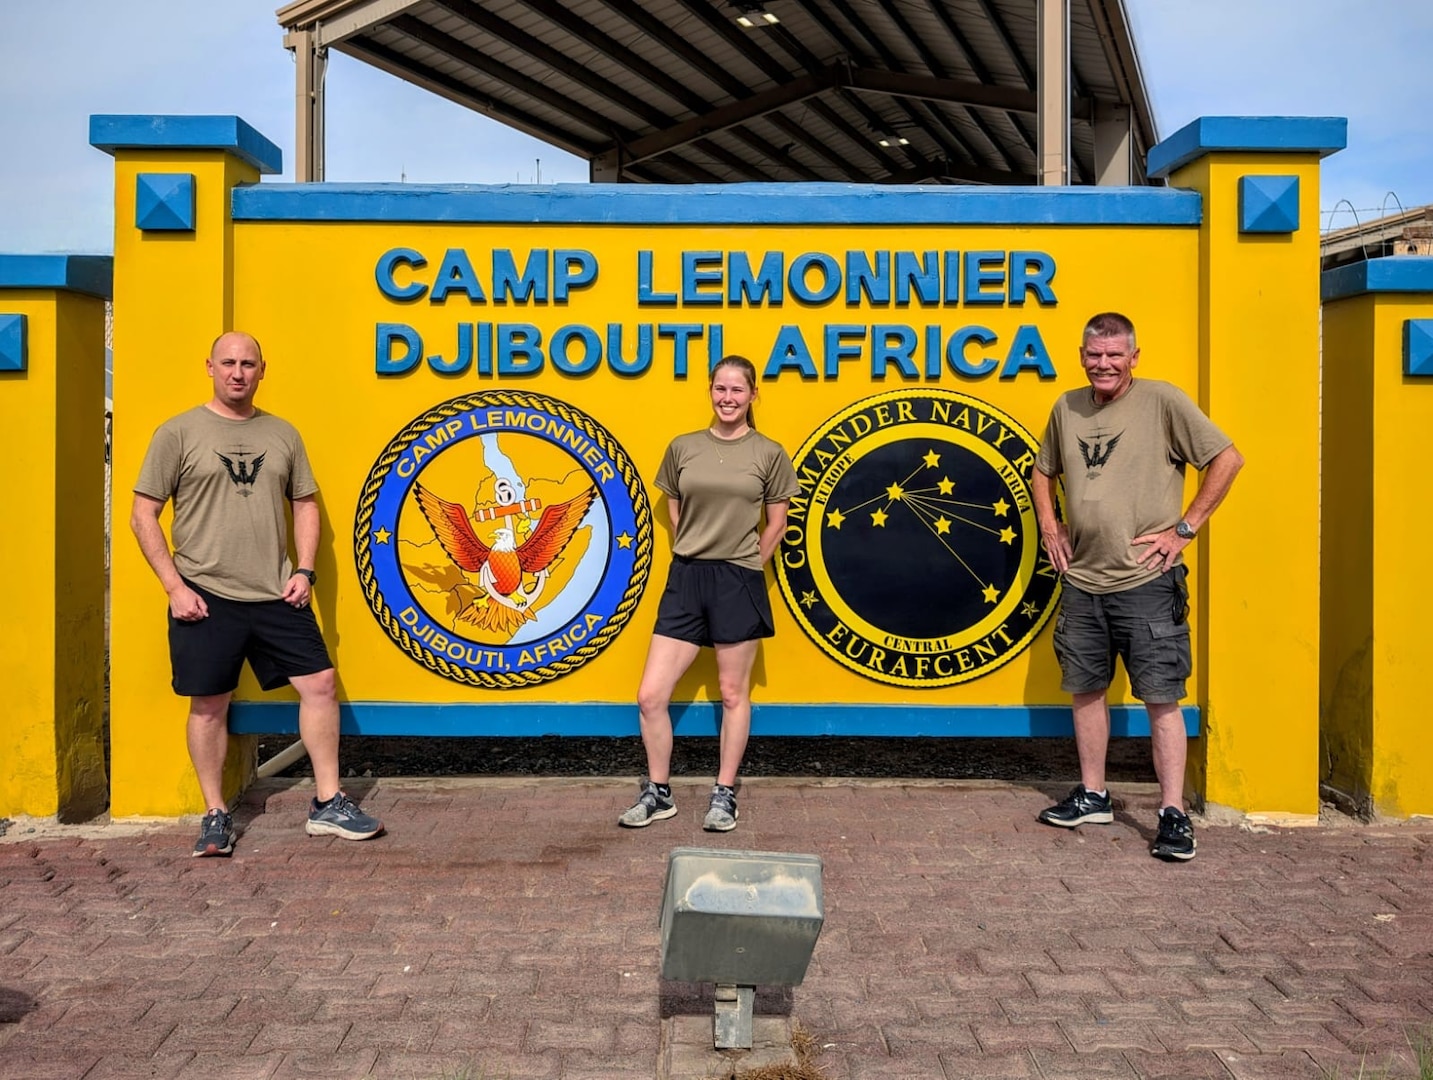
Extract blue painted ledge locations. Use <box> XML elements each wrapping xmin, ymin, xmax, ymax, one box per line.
<box><xmin>90</xmin><ymin>114</ymin><xmax>282</xmax><ymax>175</ymax></box>
<box><xmin>229</xmin><ymin>702</ymin><xmax>1200</xmax><ymax>738</ymax></box>
<box><xmin>1147</xmin><ymin>116</ymin><xmax>1347</xmax><ymax>179</ymax></box>
<box><xmin>0</xmin><ymin>254</ymin><xmax>113</xmax><ymax>299</ymax></box>
<box><xmin>1322</xmin><ymin>256</ymin><xmax>1433</xmax><ymax>302</ymax></box>
<box><xmin>231</xmin><ymin>183</ymin><xmax>1203</xmax><ymax>226</ymax></box>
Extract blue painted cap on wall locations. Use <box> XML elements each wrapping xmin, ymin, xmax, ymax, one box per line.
<box><xmin>1146</xmin><ymin>116</ymin><xmax>1347</xmax><ymax>180</ymax></box>
<box><xmin>89</xmin><ymin>115</ymin><xmax>282</xmax><ymax>175</ymax></box>
<box><xmin>1322</xmin><ymin>256</ymin><xmax>1433</xmax><ymax>302</ymax></box>
<box><xmin>0</xmin><ymin>254</ymin><xmax>114</xmax><ymax>299</ymax></box>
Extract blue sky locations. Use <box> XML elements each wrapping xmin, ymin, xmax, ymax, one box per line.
<box><xmin>2</xmin><ymin>0</ymin><xmax>1429</xmax><ymax>254</ymax></box>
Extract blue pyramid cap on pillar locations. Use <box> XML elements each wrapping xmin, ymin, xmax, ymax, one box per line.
<box><xmin>136</xmin><ymin>173</ymin><xmax>196</xmax><ymax>231</ymax></box>
<box><xmin>0</xmin><ymin>313</ymin><xmax>26</xmax><ymax>371</ymax></box>
<box><xmin>1239</xmin><ymin>174</ymin><xmax>1300</xmax><ymax>233</ymax></box>
<box><xmin>1405</xmin><ymin>319</ymin><xmax>1433</xmax><ymax>377</ymax></box>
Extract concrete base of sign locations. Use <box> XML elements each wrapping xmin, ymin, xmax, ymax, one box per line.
<box><xmin>659</xmin><ymin>1015</ymin><xmax>796</xmax><ymax>1079</ymax></box>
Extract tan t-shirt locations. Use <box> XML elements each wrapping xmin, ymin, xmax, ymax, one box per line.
<box><xmin>655</xmin><ymin>428</ymin><xmax>800</xmax><ymax>571</ymax></box>
<box><xmin>1036</xmin><ymin>379</ymin><xmax>1231</xmax><ymax>594</ymax></box>
<box><xmin>134</xmin><ymin>405</ymin><xmax>318</xmax><ymax>602</ymax></box>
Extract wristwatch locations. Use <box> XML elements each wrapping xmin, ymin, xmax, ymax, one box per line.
<box><xmin>1174</xmin><ymin>521</ymin><xmax>1196</xmax><ymax>540</ymax></box>
<box><xmin>295</xmin><ymin>568</ymin><xmax>317</xmax><ymax>585</ymax></box>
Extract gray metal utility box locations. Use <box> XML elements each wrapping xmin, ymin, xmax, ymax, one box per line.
<box><xmin>659</xmin><ymin>847</ymin><xmax>824</xmax><ymax>986</ymax></box>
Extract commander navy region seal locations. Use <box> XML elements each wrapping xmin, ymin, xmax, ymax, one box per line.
<box><xmin>776</xmin><ymin>388</ymin><xmax>1060</xmax><ymax>688</ymax></box>
<box><xmin>356</xmin><ymin>391</ymin><xmax>652</xmax><ymax>688</ymax></box>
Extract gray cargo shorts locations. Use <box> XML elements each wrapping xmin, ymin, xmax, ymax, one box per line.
<box><xmin>1052</xmin><ymin>565</ymin><xmax>1191</xmax><ymax>703</ymax></box>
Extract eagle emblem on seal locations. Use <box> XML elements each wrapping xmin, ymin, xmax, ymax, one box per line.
<box><xmin>412</xmin><ymin>476</ymin><xmax>596</xmax><ymax>637</ymax></box>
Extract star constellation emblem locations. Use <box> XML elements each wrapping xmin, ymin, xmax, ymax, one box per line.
<box><xmin>776</xmin><ymin>389</ymin><xmax>1062</xmax><ymax>689</ymax></box>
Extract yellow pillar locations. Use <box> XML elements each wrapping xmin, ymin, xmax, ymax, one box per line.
<box><xmin>1321</xmin><ymin>257</ymin><xmax>1433</xmax><ymax>818</ymax></box>
<box><xmin>0</xmin><ymin>256</ymin><xmax>110</xmax><ymax>820</ymax></box>
<box><xmin>1147</xmin><ymin>117</ymin><xmax>1346</xmax><ymax>817</ymax></box>
<box><xmin>91</xmin><ymin>116</ymin><xmax>283</xmax><ymax>816</ymax></box>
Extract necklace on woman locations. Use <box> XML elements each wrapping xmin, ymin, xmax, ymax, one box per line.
<box><xmin>711</xmin><ymin>424</ymin><xmax>749</xmax><ymax>462</ymax></box>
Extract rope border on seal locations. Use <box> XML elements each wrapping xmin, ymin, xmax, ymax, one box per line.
<box><xmin>354</xmin><ymin>390</ymin><xmax>653</xmax><ymax>688</ymax></box>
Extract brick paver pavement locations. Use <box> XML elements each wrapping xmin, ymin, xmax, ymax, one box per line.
<box><xmin>2</xmin><ymin>777</ymin><xmax>1431</xmax><ymax>1079</ymax></box>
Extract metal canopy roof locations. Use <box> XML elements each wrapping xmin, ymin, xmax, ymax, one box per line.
<box><xmin>276</xmin><ymin>0</ymin><xmax>1158</xmax><ymax>187</ymax></box>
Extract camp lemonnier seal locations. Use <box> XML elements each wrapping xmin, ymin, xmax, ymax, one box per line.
<box><xmin>356</xmin><ymin>391</ymin><xmax>652</xmax><ymax>687</ymax></box>
<box><xmin>777</xmin><ymin>389</ymin><xmax>1060</xmax><ymax>687</ymax></box>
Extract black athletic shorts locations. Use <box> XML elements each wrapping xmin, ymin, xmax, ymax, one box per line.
<box><xmin>652</xmin><ymin>556</ymin><xmax>775</xmax><ymax>647</ymax></box>
<box><xmin>168</xmin><ymin>579</ymin><xmax>333</xmax><ymax>697</ymax></box>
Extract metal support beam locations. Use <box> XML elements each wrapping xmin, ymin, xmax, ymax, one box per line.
<box><xmin>1093</xmin><ymin>103</ymin><xmax>1132</xmax><ymax>185</ymax></box>
<box><xmin>312</xmin><ymin>0</ymin><xmax>424</xmax><ymax>47</ymax></box>
<box><xmin>286</xmin><ymin>28</ymin><xmax>327</xmax><ymax>182</ymax></box>
<box><xmin>1037</xmin><ymin>0</ymin><xmax>1070</xmax><ymax>185</ymax></box>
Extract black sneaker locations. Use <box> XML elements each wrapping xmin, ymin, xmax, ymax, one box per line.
<box><xmin>192</xmin><ymin>809</ymin><xmax>235</xmax><ymax>857</ymax></box>
<box><xmin>1037</xmin><ymin>784</ymin><xmax>1114</xmax><ymax>828</ymax></box>
<box><xmin>1151</xmin><ymin>806</ymin><xmax>1197</xmax><ymax>861</ymax></box>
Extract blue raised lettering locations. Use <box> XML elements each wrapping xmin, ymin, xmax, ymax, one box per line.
<box><xmin>682</xmin><ymin>251</ymin><xmax>724</xmax><ymax>305</ymax></box>
<box><xmin>497</xmin><ymin>324</ymin><xmax>544</xmax><ymax>374</ymax></box>
<box><xmin>765</xmin><ymin>326</ymin><xmax>818</xmax><ymax>378</ymax></box>
<box><xmin>824</xmin><ymin>325</ymin><xmax>866</xmax><ymax>378</ymax></box>
<box><xmin>493</xmin><ymin>250</ymin><xmax>548</xmax><ymax>303</ymax></box>
<box><xmin>550</xmin><ymin>325</ymin><xmax>601</xmax><ymax>375</ymax></box>
<box><xmin>1009</xmin><ymin>251</ymin><xmax>1057</xmax><ymax>306</ymax></box>
<box><xmin>659</xmin><ymin>323</ymin><xmax>703</xmax><ymax>378</ymax></box>
<box><xmin>846</xmin><ymin>251</ymin><xmax>891</xmax><ymax>305</ymax></box>
<box><xmin>375</xmin><ymin>248</ymin><xmax>427</xmax><ymax>301</ymax></box>
<box><xmin>788</xmin><ymin>253</ymin><xmax>840</xmax><ymax>304</ymax></box>
<box><xmin>607</xmin><ymin>323</ymin><xmax>653</xmax><ymax>375</ymax></box>
<box><xmin>895</xmin><ymin>251</ymin><xmax>940</xmax><ymax>305</ymax></box>
<box><xmin>637</xmin><ymin>251</ymin><xmax>676</xmax><ymax>305</ymax></box>
<box><xmin>554</xmin><ymin>250</ymin><xmax>597</xmax><ymax>301</ymax></box>
<box><xmin>428</xmin><ymin>323</ymin><xmax>473</xmax><ymax>374</ymax></box>
<box><xmin>728</xmin><ymin>252</ymin><xmax>785</xmax><ymax>305</ymax></box>
<box><xmin>872</xmin><ymin>325</ymin><xmax>918</xmax><ymax>379</ymax></box>
<box><xmin>1000</xmin><ymin>324</ymin><xmax>1056</xmax><ymax>378</ymax></box>
<box><xmin>430</xmin><ymin>249</ymin><xmax>486</xmax><ymax>304</ymax></box>
<box><xmin>962</xmin><ymin>251</ymin><xmax>1006</xmax><ymax>305</ymax></box>
<box><xmin>376</xmin><ymin>323</ymin><xmax>422</xmax><ymax>374</ymax></box>
<box><xmin>949</xmin><ymin>325</ymin><xmax>999</xmax><ymax>377</ymax></box>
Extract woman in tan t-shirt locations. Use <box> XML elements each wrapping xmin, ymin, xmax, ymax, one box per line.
<box><xmin>617</xmin><ymin>356</ymin><xmax>799</xmax><ymax>832</ymax></box>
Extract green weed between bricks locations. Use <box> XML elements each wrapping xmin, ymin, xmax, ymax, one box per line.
<box><xmin>1322</xmin><ymin>1026</ymin><xmax>1433</xmax><ymax>1080</ymax></box>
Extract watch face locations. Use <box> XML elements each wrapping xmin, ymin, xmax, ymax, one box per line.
<box><xmin>1176</xmin><ymin>522</ymin><xmax>1195</xmax><ymax>539</ymax></box>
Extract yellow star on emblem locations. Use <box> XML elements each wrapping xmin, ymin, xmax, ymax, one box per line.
<box><xmin>982</xmin><ymin>584</ymin><xmax>1000</xmax><ymax>604</ymax></box>
<box><xmin>871</xmin><ymin>509</ymin><xmax>888</xmax><ymax>527</ymax></box>
<box><xmin>935</xmin><ymin>516</ymin><xmax>951</xmax><ymax>535</ymax></box>
<box><xmin>1021</xmin><ymin>601</ymin><xmax>1039</xmax><ymax>618</ymax></box>
<box><xmin>992</xmin><ymin>498</ymin><xmax>1010</xmax><ymax>517</ymax></box>
<box><xmin>826</xmin><ymin>508</ymin><xmax>846</xmax><ymax>530</ymax></box>
<box><xmin>937</xmin><ymin>477</ymin><xmax>954</xmax><ymax>495</ymax></box>
<box><xmin>373</xmin><ymin>527</ymin><xmax>392</xmax><ymax>544</ymax></box>
<box><xmin>616</xmin><ymin>531</ymin><xmax>634</xmax><ymax>549</ymax></box>
<box><xmin>999</xmin><ymin>527</ymin><xmax>1016</xmax><ymax>545</ymax></box>
<box><xmin>885</xmin><ymin>483</ymin><xmax>904</xmax><ymax>501</ymax></box>
<box><xmin>800</xmin><ymin>591</ymin><xmax>818</xmax><ymax>609</ymax></box>
<box><xmin>923</xmin><ymin>450</ymin><xmax>940</xmax><ymax>468</ymax></box>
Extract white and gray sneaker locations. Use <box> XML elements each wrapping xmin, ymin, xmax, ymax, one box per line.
<box><xmin>618</xmin><ymin>780</ymin><xmax>677</xmax><ymax>827</ymax></box>
<box><xmin>703</xmin><ymin>785</ymin><xmax>739</xmax><ymax>832</ymax></box>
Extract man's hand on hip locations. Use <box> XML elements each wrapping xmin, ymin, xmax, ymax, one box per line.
<box><xmin>1039</xmin><ymin>521</ymin><xmax>1073</xmax><ymax>574</ymax></box>
<box><xmin>1132</xmin><ymin>528</ymin><xmax>1189</xmax><ymax>572</ymax></box>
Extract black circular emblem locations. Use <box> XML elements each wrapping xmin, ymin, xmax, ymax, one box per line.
<box><xmin>776</xmin><ymin>389</ymin><xmax>1060</xmax><ymax>688</ymax></box>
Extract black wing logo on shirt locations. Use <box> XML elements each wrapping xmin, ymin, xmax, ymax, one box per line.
<box><xmin>1077</xmin><ymin>432</ymin><xmax>1122</xmax><ymax>471</ymax></box>
<box><xmin>215</xmin><ymin>450</ymin><xmax>266</xmax><ymax>496</ymax></box>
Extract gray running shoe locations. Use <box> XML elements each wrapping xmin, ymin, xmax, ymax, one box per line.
<box><xmin>618</xmin><ymin>780</ymin><xmax>677</xmax><ymax>827</ymax></box>
<box><xmin>192</xmin><ymin>809</ymin><xmax>235</xmax><ymax>857</ymax></box>
<box><xmin>702</xmin><ymin>785</ymin><xmax>739</xmax><ymax>832</ymax></box>
<box><xmin>306</xmin><ymin>792</ymin><xmax>384</xmax><ymax>840</ymax></box>
<box><xmin>1037</xmin><ymin>784</ymin><xmax>1114</xmax><ymax>827</ymax></box>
